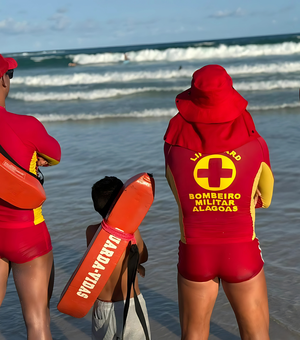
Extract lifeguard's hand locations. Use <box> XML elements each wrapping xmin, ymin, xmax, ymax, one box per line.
<box><xmin>37</xmin><ymin>156</ymin><xmax>48</xmax><ymax>167</ymax></box>
<box><xmin>254</xmin><ymin>188</ymin><xmax>262</xmax><ymax>206</ymax></box>
<box><xmin>137</xmin><ymin>264</ymin><xmax>145</xmax><ymax>278</ymax></box>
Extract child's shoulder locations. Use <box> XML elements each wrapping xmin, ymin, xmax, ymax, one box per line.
<box><xmin>86</xmin><ymin>222</ymin><xmax>101</xmax><ymax>229</ymax></box>
<box><xmin>86</xmin><ymin>223</ymin><xmax>101</xmax><ymax>246</ymax></box>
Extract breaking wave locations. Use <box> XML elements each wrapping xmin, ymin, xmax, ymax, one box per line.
<box><xmin>69</xmin><ymin>42</ymin><xmax>300</xmax><ymax>64</ymax></box>
<box><xmin>10</xmin><ymin>87</ymin><xmax>183</xmax><ymax>102</ymax></box>
<box><xmin>12</xmin><ymin>63</ymin><xmax>300</xmax><ymax>87</ymax></box>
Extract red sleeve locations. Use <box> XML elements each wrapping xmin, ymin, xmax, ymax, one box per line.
<box><xmin>257</xmin><ymin>136</ymin><xmax>271</xmax><ymax>168</ymax></box>
<box><xmin>23</xmin><ymin>116</ymin><xmax>61</xmax><ymax>165</ymax></box>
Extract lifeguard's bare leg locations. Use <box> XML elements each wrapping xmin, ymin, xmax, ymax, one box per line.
<box><xmin>222</xmin><ymin>268</ymin><xmax>269</xmax><ymax>340</ymax></box>
<box><xmin>48</xmin><ymin>261</ymin><xmax>54</xmax><ymax>306</ymax></box>
<box><xmin>0</xmin><ymin>258</ymin><xmax>9</xmax><ymax>306</ymax></box>
<box><xmin>178</xmin><ymin>273</ymin><xmax>219</xmax><ymax>340</ymax></box>
<box><xmin>12</xmin><ymin>251</ymin><xmax>54</xmax><ymax>340</ymax></box>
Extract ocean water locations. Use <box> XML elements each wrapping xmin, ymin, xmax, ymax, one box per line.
<box><xmin>0</xmin><ymin>33</ymin><xmax>300</xmax><ymax>339</ymax></box>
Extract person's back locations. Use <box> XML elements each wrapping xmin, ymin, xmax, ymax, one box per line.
<box><xmin>164</xmin><ymin>65</ymin><xmax>274</xmax><ymax>340</ymax></box>
<box><xmin>165</xmin><ymin>137</ymin><xmax>272</xmax><ymax>242</ymax></box>
<box><xmin>86</xmin><ymin>225</ymin><xmax>146</xmax><ymax>303</ymax></box>
<box><xmin>86</xmin><ymin>176</ymin><xmax>151</xmax><ymax>340</ymax></box>
<box><xmin>0</xmin><ymin>54</ymin><xmax>61</xmax><ymax>340</ymax></box>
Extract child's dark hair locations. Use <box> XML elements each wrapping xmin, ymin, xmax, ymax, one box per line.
<box><xmin>91</xmin><ymin>176</ymin><xmax>123</xmax><ymax>218</ymax></box>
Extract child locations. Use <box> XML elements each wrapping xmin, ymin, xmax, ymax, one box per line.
<box><xmin>86</xmin><ymin>176</ymin><xmax>151</xmax><ymax>340</ymax></box>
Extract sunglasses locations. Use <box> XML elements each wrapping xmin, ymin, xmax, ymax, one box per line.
<box><xmin>6</xmin><ymin>69</ymin><xmax>14</xmax><ymax>79</ymax></box>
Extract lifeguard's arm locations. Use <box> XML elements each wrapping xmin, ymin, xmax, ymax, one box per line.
<box><xmin>164</xmin><ymin>143</ymin><xmax>172</xmax><ymax>176</ymax></box>
<box><xmin>256</xmin><ymin>137</ymin><xmax>274</xmax><ymax>208</ymax></box>
<box><xmin>25</xmin><ymin>116</ymin><xmax>61</xmax><ymax>166</ymax></box>
<box><xmin>37</xmin><ymin>156</ymin><xmax>49</xmax><ymax>166</ymax></box>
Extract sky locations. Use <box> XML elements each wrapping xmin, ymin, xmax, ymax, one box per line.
<box><xmin>0</xmin><ymin>0</ymin><xmax>299</xmax><ymax>53</ymax></box>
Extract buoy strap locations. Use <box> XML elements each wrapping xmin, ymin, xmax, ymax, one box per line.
<box><xmin>101</xmin><ymin>220</ymin><xmax>136</xmax><ymax>244</ymax></box>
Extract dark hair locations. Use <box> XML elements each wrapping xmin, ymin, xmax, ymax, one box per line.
<box><xmin>91</xmin><ymin>176</ymin><xmax>123</xmax><ymax>218</ymax></box>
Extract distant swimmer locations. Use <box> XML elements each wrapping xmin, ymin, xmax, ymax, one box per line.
<box><xmin>68</xmin><ymin>62</ymin><xmax>77</xmax><ymax>67</ymax></box>
<box><xmin>123</xmin><ymin>54</ymin><xmax>130</xmax><ymax>65</ymax></box>
<box><xmin>179</xmin><ymin>65</ymin><xmax>182</xmax><ymax>70</ymax></box>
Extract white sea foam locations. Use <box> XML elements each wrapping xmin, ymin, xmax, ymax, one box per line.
<box><xmin>227</xmin><ymin>61</ymin><xmax>300</xmax><ymax>75</ymax></box>
<box><xmin>9</xmin><ymin>86</ymin><xmax>183</xmax><ymax>102</ymax></box>
<box><xmin>71</xmin><ymin>53</ymin><xmax>125</xmax><ymax>64</ymax></box>
<box><xmin>31</xmin><ymin>56</ymin><xmax>63</xmax><ymax>62</ymax></box>
<box><xmin>32</xmin><ymin>108</ymin><xmax>176</xmax><ymax>122</ymax></box>
<box><xmin>249</xmin><ymin>102</ymin><xmax>300</xmax><ymax>111</ymax></box>
<box><xmin>30</xmin><ymin>102</ymin><xmax>300</xmax><ymax>122</ymax></box>
<box><xmin>69</xmin><ymin>42</ymin><xmax>300</xmax><ymax>64</ymax></box>
<box><xmin>12</xmin><ymin>69</ymin><xmax>194</xmax><ymax>86</ymax></box>
<box><xmin>12</xmin><ymin>61</ymin><xmax>300</xmax><ymax>87</ymax></box>
<box><xmin>235</xmin><ymin>80</ymin><xmax>300</xmax><ymax>91</ymax></box>
<box><xmin>11</xmin><ymin>72</ymin><xmax>300</xmax><ymax>92</ymax></box>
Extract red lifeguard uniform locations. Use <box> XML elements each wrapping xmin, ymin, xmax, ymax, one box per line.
<box><xmin>164</xmin><ymin>65</ymin><xmax>274</xmax><ymax>283</ymax></box>
<box><xmin>0</xmin><ymin>107</ymin><xmax>61</xmax><ymax>263</ymax></box>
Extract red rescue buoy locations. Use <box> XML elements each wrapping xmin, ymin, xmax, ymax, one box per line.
<box><xmin>0</xmin><ymin>152</ymin><xmax>46</xmax><ymax>209</ymax></box>
<box><xmin>57</xmin><ymin>172</ymin><xmax>155</xmax><ymax>318</ymax></box>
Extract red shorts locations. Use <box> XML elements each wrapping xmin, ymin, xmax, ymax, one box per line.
<box><xmin>178</xmin><ymin>238</ymin><xmax>264</xmax><ymax>283</ymax></box>
<box><xmin>0</xmin><ymin>221</ymin><xmax>52</xmax><ymax>264</ymax></box>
